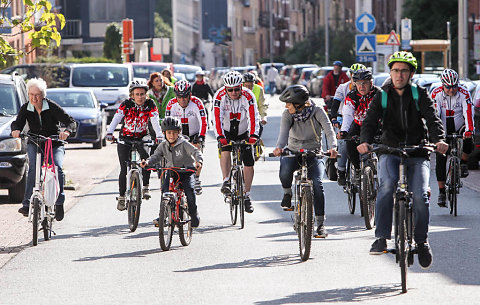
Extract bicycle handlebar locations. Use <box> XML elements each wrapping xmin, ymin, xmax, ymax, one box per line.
<box><xmin>112</xmin><ymin>138</ymin><xmax>154</xmax><ymax>146</ymax></box>
<box><xmin>268</xmin><ymin>148</ymin><xmax>340</xmax><ymax>159</ymax></box>
<box><xmin>370</xmin><ymin>143</ymin><xmax>435</xmax><ymax>157</ymax></box>
<box><xmin>23</xmin><ymin>132</ymin><xmax>68</xmax><ymax>145</ymax></box>
<box><xmin>445</xmin><ymin>134</ymin><xmax>463</xmax><ymax>139</ymax></box>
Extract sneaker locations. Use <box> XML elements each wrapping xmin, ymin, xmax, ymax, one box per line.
<box><xmin>460</xmin><ymin>163</ymin><xmax>469</xmax><ymax>178</ymax></box>
<box><xmin>337</xmin><ymin>170</ymin><xmax>346</xmax><ymax>186</ymax></box>
<box><xmin>281</xmin><ymin>193</ymin><xmax>292</xmax><ymax>210</ymax></box>
<box><xmin>190</xmin><ymin>212</ymin><xmax>200</xmax><ymax>228</ymax></box>
<box><xmin>142</xmin><ymin>186</ymin><xmax>151</xmax><ymax>200</ymax></box>
<box><xmin>194</xmin><ymin>177</ymin><xmax>203</xmax><ymax>195</ymax></box>
<box><xmin>18</xmin><ymin>206</ymin><xmax>28</xmax><ymax>217</ymax></box>
<box><xmin>314</xmin><ymin>224</ymin><xmax>328</xmax><ymax>238</ymax></box>
<box><xmin>54</xmin><ymin>205</ymin><xmax>64</xmax><ymax>221</ymax></box>
<box><xmin>221</xmin><ymin>181</ymin><xmax>231</xmax><ymax>195</ymax></box>
<box><xmin>369</xmin><ymin>238</ymin><xmax>387</xmax><ymax>255</ymax></box>
<box><xmin>417</xmin><ymin>242</ymin><xmax>433</xmax><ymax>269</ymax></box>
<box><xmin>153</xmin><ymin>217</ymin><xmax>159</xmax><ymax>227</ymax></box>
<box><xmin>244</xmin><ymin>197</ymin><xmax>254</xmax><ymax>213</ymax></box>
<box><xmin>116</xmin><ymin>196</ymin><xmax>126</xmax><ymax>211</ymax></box>
<box><xmin>437</xmin><ymin>192</ymin><xmax>447</xmax><ymax>208</ymax></box>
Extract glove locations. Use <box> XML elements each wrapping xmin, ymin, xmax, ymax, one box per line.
<box><xmin>339</xmin><ymin>131</ymin><xmax>348</xmax><ymax>139</ymax></box>
<box><xmin>464</xmin><ymin>131</ymin><xmax>473</xmax><ymax>138</ymax></box>
<box><xmin>247</xmin><ymin>135</ymin><xmax>258</xmax><ymax>145</ymax></box>
<box><xmin>106</xmin><ymin>134</ymin><xmax>115</xmax><ymax>142</ymax></box>
<box><xmin>218</xmin><ymin>136</ymin><xmax>228</xmax><ymax>146</ymax></box>
<box><xmin>155</xmin><ymin>137</ymin><xmax>163</xmax><ymax>144</ymax></box>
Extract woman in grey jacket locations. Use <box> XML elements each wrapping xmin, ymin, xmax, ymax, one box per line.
<box><xmin>273</xmin><ymin>85</ymin><xmax>338</xmax><ymax>237</ymax></box>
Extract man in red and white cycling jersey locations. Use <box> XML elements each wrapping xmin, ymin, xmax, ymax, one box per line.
<box><xmin>213</xmin><ymin>70</ymin><xmax>260</xmax><ymax>213</ymax></box>
<box><xmin>431</xmin><ymin>68</ymin><xmax>475</xmax><ymax>207</ymax></box>
<box><xmin>165</xmin><ymin>79</ymin><xmax>207</xmax><ymax>194</ymax></box>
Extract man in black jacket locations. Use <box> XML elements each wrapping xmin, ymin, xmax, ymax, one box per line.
<box><xmin>357</xmin><ymin>52</ymin><xmax>448</xmax><ymax>269</ymax></box>
<box><xmin>11</xmin><ymin>78</ymin><xmax>76</xmax><ymax>221</ymax></box>
<box><xmin>192</xmin><ymin>71</ymin><xmax>214</xmax><ymax>127</ymax></box>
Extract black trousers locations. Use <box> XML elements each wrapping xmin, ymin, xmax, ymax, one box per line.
<box><xmin>117</xmin><ymin>142</ymin><xmax>151</xmax><ymax>196</ymax></box>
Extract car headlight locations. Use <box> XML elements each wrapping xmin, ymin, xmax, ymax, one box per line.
<box><xmin>0</xmin><ymin>138</ymin><xmax>22</xmax><ymax>152</ymax></box>
<box><xmin>81</xmin><ymin>118</ymin><xmax>98</xmax><ymax>124</ymax></box>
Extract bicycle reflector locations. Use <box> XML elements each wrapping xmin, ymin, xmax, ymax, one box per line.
<box><xmin>299</xmin><ymin>149</ymin><xmax>305</xmax><ymax>152</ymax></box>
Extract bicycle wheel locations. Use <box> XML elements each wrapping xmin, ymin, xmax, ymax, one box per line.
<box><xmin>158</xmin><ymin>198</ymin><xmax>174</xmax><ymax>251</ymax></box>
<box><xmin>127</xmin><ymin>171</ymin><xmax>142</xmax><ymax>232</ymax></box>
<box><xmin>298</xmin><ymin>187</ymin><xmax>313</xmax><ymax>261</ymax></box>
<box><xmin>32</xmin><ymin>197</ymin><xmax>41</xmax><ymax>246</ymax></box>
<box><xmin>229</xmin><ymin>170</ymin><xmax>238</xmax><ymax>225</ymax></box>
<box><xmin>346</xmin><ymin>161</ymin><xmax>356</xmax><ymax>215</ymax></box>
<box><xmin>178</xmin><ymin>197</ymin><xmax>192</xmax><ymax>246</ymax></box>
<box><xmin>42</xmin><ymin>206</ymin><xmax>53</xmax><ymax>241</ymax></box>
<box><xmin>448</xmin><ymin>159</ymin><xmax>458</xmax><ymax>216</ymax></box>
<box><xmin>361</xmin><ymin>166</ymin><xmax>376</xmax><ymax>230</ymax></box>
<box><xmin>237</xmin><ymin>169</ymin><xmax>245</xmax><ymax>229</ymax></box>
<box><xmin>398</xmin><ymin>201</ymin><xmax>408</xmax><ymax>293</ymax></box>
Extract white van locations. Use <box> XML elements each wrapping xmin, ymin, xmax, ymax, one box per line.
<box><xmin>69</xmin><ymin>63</ymin><xmax>133</xmax><ymax>122</ymax></box>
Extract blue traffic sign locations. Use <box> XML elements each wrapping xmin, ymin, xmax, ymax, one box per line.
<box><xmin>356</xmin><ymin>55</ymin><xmax>377</xmax><ymax>62</ymax></box>
<box><xmin>355</xmin><ymin>12</ymin><xmax>376</xmax><ymax>34</ymax></box>
<box><xmin>356</xmin><ymin>34</ymin><xmax>376</xmax><ymax>55</ymax></box>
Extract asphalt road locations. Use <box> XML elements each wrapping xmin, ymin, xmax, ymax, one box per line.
<box><xmin>0</xmin><ymin>95</ymin><xmax>479</xmax><ymax>304</ymax></box>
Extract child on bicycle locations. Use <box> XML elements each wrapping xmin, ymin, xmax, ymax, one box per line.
<box><xmin>141</xmin><ymin>117</ymin><xmax>202</xmax><ymax>228</ymax></box>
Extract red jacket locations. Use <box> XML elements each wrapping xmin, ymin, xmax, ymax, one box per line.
<box><xmin>321</xmin><ymin>71</ymin><xmax>349</xmax><ymax>99</ymax></box>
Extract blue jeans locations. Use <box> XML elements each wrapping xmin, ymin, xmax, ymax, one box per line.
<box><xmin>279</xmin><ymin>155</ymin><xmax>326</xmax><ymax>216</ymax></box>
<box><xmin>269</xmin><ymin>81</ymin><xmax>276</xmax><ymax>95</ymax></box>
<box><xmin>162</xmin><ymin>171</ymin><xmax>197</xmax><ymax>215</ymax></box>
<box><xmin>337</xmin><ymin>139</ymin><xmax>347</xmax><ymax>171</ymax></box>
<box><xmin>22</xmin><ymin>143</ymin><xmax>65</xmax><ymax>208</ymax></box>
<box><xmin>375</xmin><ymin>154</ymin><xmax>431</xmax><ymax>243</ymax></box>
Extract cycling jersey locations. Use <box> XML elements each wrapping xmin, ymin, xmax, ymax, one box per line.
<box><xmin>213</xmin><ymin>87</ymin><xmax>260</xmax><ymax>139</ymax></box>
<box><xmin>341</xmin><ymin>86</ymin><xmax>379</xmax><ymax>132</ymax></box>
<box><xmin>431</xmin><ymin>85</ymin><xmax>475</xmax><ymax>134</ymax></box>
<box><xmin>165</xmin><ymin>96</ymin><xmax>207</xmax><ymax>138</ymax></box>
<box><xmin>331</xmin><ymin>81</ymin><xmax>354</xmax><ymax>117</ymax></box>
<box><xmin>107</xmin><ymin>98</ymin><xmax>162</xmax><ymax>138</ymax></box>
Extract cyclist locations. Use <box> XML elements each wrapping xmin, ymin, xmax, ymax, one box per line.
<box><xmin>321</xmin><ymin>60</ymin><xmax>349</xmax><ymax>110</ymax></box>
<box><xmin>165</xmin><ymin>79</ymin><xmax>207</xmax><ymax>194</ymax></box>
<box><xmin>161</xmin><ymin>68</ymin><xmax>177</xmax><ymax>84</ymax></box>
<box><xmin>243</xmin><ymin>72</ymin><xmax>268</xmax><ymax>126</ymax></box>
<box><xmin>192</xmin><ymin>70</ymin><xmax>215</xmax><ymax>128</ymax></box>
<box><xmin>431</xmin><ymin>68</ymin><xmax>475</xmax><ymax>207</ymax></box>
<box><xmin>213</xmin><ymin>70</ymin><xmax>260</xmax><ymax>213</ymax></box>
<box><xmin>330</xmin><ymin>63</ymin><xmax>367</xmax><ymax>186</ymax></box>
<box><xmin>11</xmin><ymin>78</ymin><xmax>77</xmax><ymax>221</ymax></box>
<box><xmin>106</xmin><ymin>80</ymin><xmax>163</xmax><ymax>210</ymax></box>
<box><xmin>147</xmin><ymin>72</ymin><xmax>175</xmax><ymax>122</ymax></box>
<box><xmin>273</xmin><ymin>85</ymin><xmax>337</xmax><ymax>237</ymax></box>
<box><xmin>357</xmin><ymin>51</ymin><xmax>448</xmax><ymax>269</ymax></box>
<box><xmin>141</xmin><ymin>117</ymin><xmax>202</xmax><ymax>227</ymax></box>
<box><xmin>338</xmin><ymin>69</ymin><xmax>379</xmax><ymax>174</ymax></box>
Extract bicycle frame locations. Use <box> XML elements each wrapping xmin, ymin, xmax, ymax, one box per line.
<box><xmin>28</xmin><ymin>143</ymin><xmax>48</xmax><ymax>222</ymax></box>
<box><xmin>160</xmin><ymin>167</ymin><xmax>195</xmax><ymax>225</ymax></box>
<box><xmin>292</xmin><ymin>153</ymin><xmax>313</xmax><ymax>232</ymax></box>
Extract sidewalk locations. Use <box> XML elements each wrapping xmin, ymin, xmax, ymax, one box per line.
<box><xmin>0</xmin><ymin>143</ymin><xmax>117</xmax><ymax>268</ymax></box>
<box><xmin>463</xmin><ymin>168</ymin><xmax>480</xmax><ymax>192</ymax></box>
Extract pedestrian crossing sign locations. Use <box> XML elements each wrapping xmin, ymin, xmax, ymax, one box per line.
<box><xmin>356</xmin><ymin>34</ymin><xmax>376</xmax><ymax>55</ymax></box>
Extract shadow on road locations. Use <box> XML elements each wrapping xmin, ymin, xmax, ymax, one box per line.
<box><xmin>175</xmin><ymin>254</ymin><xmax>301</xmax><ymax>273</ymax></box>
<box><xmin>74</xmin><ymin>248</ymin><xmax>161</xmax><ymax>262</ymax></box>
<box><xmin>254</xmin><ymin>283</ymin><xmax>403</xmax><ymax>304</ymax></box>
<box><xmin>53</xmin><ymin>222</ymin><xmax>153</xmax><ymax>240</ymax></box>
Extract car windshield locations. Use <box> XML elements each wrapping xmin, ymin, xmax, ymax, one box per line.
<box><xmin>72</xmin><ymin>66</ymin><xmax>129</xmax><ymax>87</ymax></box>
<box><xmin>47</xmin><ymin>92</ymin><xmax>95</xmax><ymax>108</ymax></box>
<box><xmin>0</xmin><ymin>84</ymin><xmax>20</xmax><ymax>116</ymax></box>
<box><xmin>132</xmin><ymin>65</ymin><xmax>169</xmax><ymax>79</ymax></box>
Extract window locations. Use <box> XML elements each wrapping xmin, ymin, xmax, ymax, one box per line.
<box><xmin>0</xmin><ymin>84</ymin><xmax>20</xmax><ymax>116</ymax></box>
<box><xmin>72</xmin><ymin>66</ymin><xmax>129</xmax><ymax>87</ymax></box>
<box><xmin>89</xmin><ymin>0</ymin><xmax>125</xmax><ymax>21</ymax></box>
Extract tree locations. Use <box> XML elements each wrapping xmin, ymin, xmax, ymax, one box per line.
<box><xmin>103</xmin><ymin>23</ymin><xmax>122</xmax><ymax>63</ymax></box>
<box><xmin>0</xmin><ymin>0</ymin><xmax>65</xmax><ymax>65</ymax></box>
<box><xmin>154</xmin><ymin>12</ymin><xmax>171</xmax><ymax>38</ymax></box>
<box><xmin>155</xmin><ymin>0</ymin><xmax>171</xmax><ymax>26</ymax></box>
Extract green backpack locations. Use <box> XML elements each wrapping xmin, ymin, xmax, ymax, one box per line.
<box><xmin>381</xmin><ymin>84</ymin><xmax>419</xmax><ymax>118</ymax></box>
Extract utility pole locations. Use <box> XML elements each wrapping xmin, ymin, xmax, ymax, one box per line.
<box><xmin>458</xmin><ymin>0</ymin><xmax>468</xmax><ymax>78</ymax></box>
<box><xmin>447</xmin><ymin>21</ymin><xmax>452</xmax><ymax>68</ymax></box>
<box><xmin>325</xmin><ymin>0</ymin><xmax>329</xmax><ymax>66</ymax></box>
<box><xmin>396</xmin><ymin>0</ymin><xmax>403</xmax><ymax>34</ymax></box>
<box><xmin>269</xmin><ymin>0</ymin><xmax>274</xmax><ymax>63</ymax></box>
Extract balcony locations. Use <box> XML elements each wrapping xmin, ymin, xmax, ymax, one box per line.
<box><xmin>243</xmin><ymin>26</ymin><xmax>256</xmax><ymax>34</ymax></box>
<box><xmin>258</xmin><ymin>11</ymin><xmax>270</xmax><ymax>28</ymax></box>
<box><xmin>60</xmin><ymin>20</ymin><xmax>82</xmax><ymax>38</ymax></box>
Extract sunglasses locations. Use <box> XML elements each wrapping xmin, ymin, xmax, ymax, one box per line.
<box><xmin>227</xmin><ymin>87</ymin><xmax>241</xmax><ymax>92</ymax></box>
<box><xmin>444</xmin><ymin>85</ymin><xmax>458</xmax><ymax>89</ymax></box>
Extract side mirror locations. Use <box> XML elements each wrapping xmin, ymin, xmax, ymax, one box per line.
<box><xmin>99</xmin><ymin>102</ymin><xmax>108</xmax><ymax>109</ymax></box>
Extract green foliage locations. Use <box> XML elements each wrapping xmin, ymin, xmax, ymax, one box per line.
<box><xmin>35</xmin><ymin>56</ymin><xmax>116</xmax><ymax>64</ymax></box>
<box><xmin>103</xmin><ymin>23</ymin><xmax>122</xmax><ymax>63</ymax></box>
<box><xmin>154</xmin><ymin>12</ymin><xmax>172</xmax><ymax>38</ymax></box>
<box><xmin>0</xmin><ymin>0</ymin><xmax>65</xmax><ymax>65</ymax></box>
<box><xmin>155</xmin><ymin>0</ymin><xmax>172</xmax><ymax>26</ymax></box>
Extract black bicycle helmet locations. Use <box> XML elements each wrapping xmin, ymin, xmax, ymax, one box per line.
<box><xmin>352</xmin><ymin>69</ymin><xmax>373</xmax><ymax>81</ymax></box>
<box><xmin>279</xmin><ymin>85</ymin><xmax>309</xmax><ymax>105</ymax></box>
<box><xmin>161</xmin><ymin>116</ymin><xmax>182</xmax><ymax>132</ymax></box>
<box><xmin>243</xmin><ymin>72</ymin><xmax>256</xmax><ymax>83</ymax></box>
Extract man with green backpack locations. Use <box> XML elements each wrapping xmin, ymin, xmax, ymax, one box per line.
<box><xmin>357</xmin><ymin>51</ymin><xmax>448</xmax><ymax>269</ymax></box>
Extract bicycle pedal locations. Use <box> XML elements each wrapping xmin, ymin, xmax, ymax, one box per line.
<box><xmin>283</xmin><ymin>207</ymin><xmax>294</xmax><ymax>211</ymax></box>
<box><xmin>385</xmin><ymin>248</ymin><xmax>396</xmax><ymax>254</ymax></box>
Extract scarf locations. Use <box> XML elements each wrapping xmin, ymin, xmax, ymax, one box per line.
<box><xmin>195</xmin><ymin>80</ymin><xmax>205</xmax><ymax>85</ymax></box>
<box><xmin>152</xmin><ymin>87</ymin><xmax>166</xmax><ymax>101</ymax></box>
<box><xmin>291</xmin><ymin>101</ymin><xmax>315</xmax><ymax>122</ymax></box>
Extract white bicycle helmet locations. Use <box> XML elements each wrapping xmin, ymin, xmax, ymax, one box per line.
<box><xmin>441</xmin><ymin>69</ymin><xmax>459</xmax><ymax>87</ymax></box>
<box><xmin>129</xmin><ymin>79</ymin><xmax>149</xmax><ymax>93</ymax></box>
<box><xmin>223</xmin><ymin>70</ymin><xmax>243</xmax><ymax>87</ymax></box>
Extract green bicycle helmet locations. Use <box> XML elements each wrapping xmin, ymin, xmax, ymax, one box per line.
<box><xmin>349</xmin><ymin>63</ymin><xmax>367</xmax><ymax>74</ymax></box>
<box><xmin>387</xmin><ymin>51</ymin><xmax>417</xmax><ymax>71</ymax></box>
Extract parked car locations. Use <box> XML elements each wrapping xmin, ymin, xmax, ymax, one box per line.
<box><xmin>231</xmin><ymin>66</ymin><xmax>256</xmax><ymax>75</ymax></box>
<box><xmin>173</xmin><ymin>64</ymin><xmax>202</xmax><ymax>83</ymax></box>
<box><xmin>1</xmin><ymin>63</ymin><xmax>71</xmax><ymax>88</ymax></box>
<box><xmin>308</xmin><ymin>66</ymin><xmax>349</xmax><ymax>97</ymax></box>
<box><xmin>46</xmin><ymin>88</ymin><xmax>107</xmax><ymax>149</ymax></box>
<box><xmin>298</xmin><ymin>67</ymin><xmax>319</xmax><ymax>87</ymax></box>
<box><xmin>128</xmin><ymin>62</ymin><xmax>171</xmax><ymax>79</ymax></box>
<box><xmin>287</xmin><ymin>64</ymin><xmax>319</xmax><ymax>87</ymax></box>
<box><xmin>69</xmin><ymin>63</ymin><xmax>133</xmax><ymax>122</ymax></box>
<box><xmin>276</xmin><ymin>65</ymin><xmax>292</xmax><ymax>93</ymax></box>
<box><xmin>0</xmin><ymin>73</ymin><xmax>29</xmax><ymax>202</ymax></box>
<box><xmin>260</xmin><ymin>62</ymin><xmax>285</xmax><ymax>80</ymax></box>
<box><xmin>373</xmin><ymin>73</ymin><xmax>390</xmax><ymax>87</ymax></box>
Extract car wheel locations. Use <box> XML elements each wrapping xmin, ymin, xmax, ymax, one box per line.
<box><xmin>93</xmin><ymin>139</ymin><xmax>102</xmax><ymax>149</ymax></box>
<box><xmin>9</xmin><ymin>172</ymin><xmax>26</xmax><ymax>202</ymax></box>
<box><xmin>102</xmin><ymin>136</ymin><xmax>107</xmax><ymax>147</ymax></box>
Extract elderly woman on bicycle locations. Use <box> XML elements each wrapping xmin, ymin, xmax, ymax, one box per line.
<box><xmin>273</xmin><ymin>85</ymin><xmax>338</xmax><ymax>238</ymax></box>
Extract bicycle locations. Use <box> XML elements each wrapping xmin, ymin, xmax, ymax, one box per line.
<box><xmin>343</xmin><ymin>136</ymin><xmax>360</xmax><ymax>215</ymax></box>
<box><xmin>113</xmin><ymin>137</ymin><xmax>153</xmax><ymax>232</ymax></box>
<box><xmin>269</xmin><ymin>149</ymin><xmax>337</xmax><ymax>261</ymax></box>
<box><xmin>224</xmin><ymin>140</ymin><xmax>250</xmax><ymax>229</ymax></box>
<box><xmin>445</xmin><ymin>134</ymin><xmax>463</xmax><ymax>216</ymax></box>
<box><xmin>25</xmin><ymin>133</ymin><xmax>65</xmax><ymax>246</ymax></box>
<box><xmin>157</xmin><ymin>166</ymin><xmax>196</xmax><ymax>251</ymax></box>
<box><xmin>360</xmin><ymin>149</ymin><xmax>378</xmax><ymax>230</ymax></box>
<box><xmin>371</xmin><ymin>142</ymin><xmax>435</xmax><ymax>293</ymax></box>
